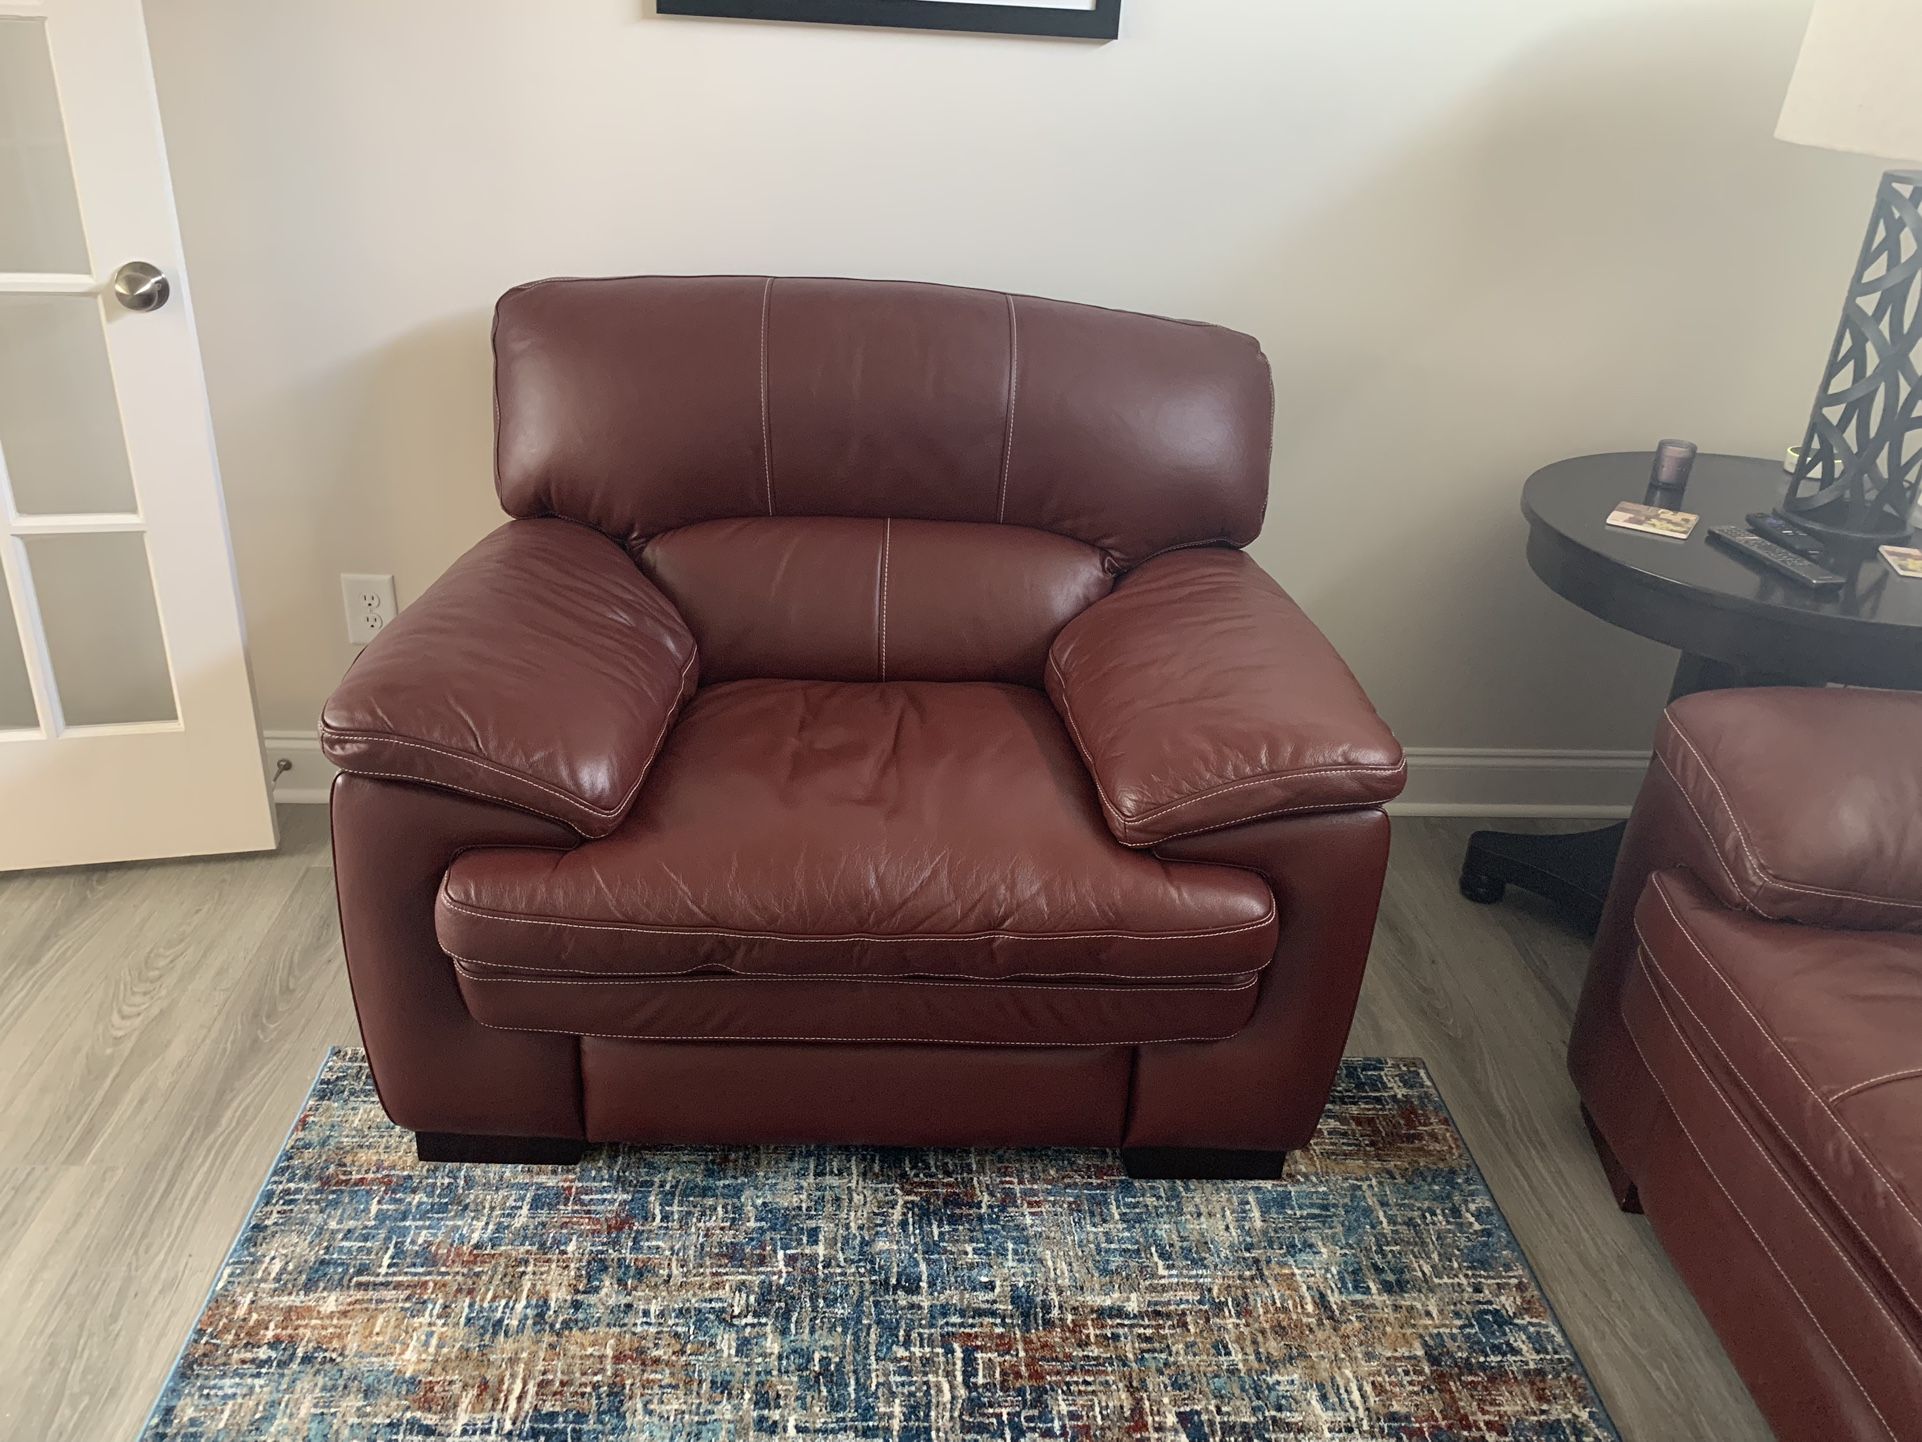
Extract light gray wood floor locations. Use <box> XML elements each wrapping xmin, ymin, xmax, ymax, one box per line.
<box><xmin>0</xmin><ymin>809</ymin><xmax>1769</xmax><ymax>1442</ymax></box>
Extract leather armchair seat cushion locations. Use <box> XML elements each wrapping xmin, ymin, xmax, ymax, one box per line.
<box><xmin>1629</xmin><ymin>867</ymin><xmax>1922</xmax><ymax>1327</ymax></box>
<box><xmin>438</xmin><ymin>679</ymin><xmax>1277</xmax><ymax>1046</ymax></box>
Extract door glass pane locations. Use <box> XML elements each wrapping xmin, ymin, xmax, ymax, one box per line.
<box><xmin>0</xmin><ymin>589</ymin><xmax>33</xmax><ymax>729</ymax></box>
<box><xmin>0</xmin><ymin>19</ymin><xmax>89</xmax><ymax>272</ymax></box>
<box><xmin>24</xmin><ymin>532</ymin><xmax>175</xmax><ymax>726</ymax></box>
<box><xmin>0</xmin><ymin>295</ymin><xmax>136</xmax><ymax>515</ymax></box>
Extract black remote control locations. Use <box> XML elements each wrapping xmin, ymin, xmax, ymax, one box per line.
<box><xmin>1746</xmin><ymin>511</ymin><xmax>1834</xmax><ymax>564</ymax></box>
<box><xmin>1707</xmin><ymin>525</ymin><xmax>1846</xmax><ymax>591</ymax></box>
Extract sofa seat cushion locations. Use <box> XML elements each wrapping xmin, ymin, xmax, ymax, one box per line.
<box><xmin>1631</xmin><ymin>868</ymin><xmax>1922</xmax><ymax>1331</ymax></box>
<box><xmin>437</xmin><ymin>679</ymin><xmax>1278</xmax><ymax>1046</ymax></box>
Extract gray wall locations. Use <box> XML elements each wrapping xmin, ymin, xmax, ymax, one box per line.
<box><xmin>147</xmin><ymin>0</ymin><xmax>1881</xmax><ymax>765</ymax></box>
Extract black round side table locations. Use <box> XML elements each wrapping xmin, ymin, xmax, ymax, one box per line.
<box><xmin>1460</xmin><ymin>451</ymin><xmax>1922</xmax><ymax>933</ymax></box>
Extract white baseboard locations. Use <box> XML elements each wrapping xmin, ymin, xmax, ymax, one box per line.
<box><xmin>263</xmin><ymin>730</ymin><xmax>1647</xmax><ymax>819</ymax></box>
<box><xmin>1389</xmin><ymin>747</ymin><xmax>1646</xmax><ymax>818</ymax></box>
<box><xmin>263</xmin><ymin>730</ymin><xmax>336</xmax><ymax>805</ymax></box>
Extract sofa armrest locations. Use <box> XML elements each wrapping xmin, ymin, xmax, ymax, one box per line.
<box><xmin>320</xmin><ymin>518</ymin><xmax>698</xmax><ymax>837</ymax></box>
<box><xmin>1656</xmin><ymin>687</ymin><xmax>1922</xmax><ymax>931</ymax></box>
<box><xmin>1045</xmin><ymin>548</ymin><xmax>1404</xmax><ymax>846</ymax></box>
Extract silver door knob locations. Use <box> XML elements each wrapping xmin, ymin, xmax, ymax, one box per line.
<box><xmin>111</xmin><ymin>261</ymin><xmax>170</xmax><ymax>312</ymax></box>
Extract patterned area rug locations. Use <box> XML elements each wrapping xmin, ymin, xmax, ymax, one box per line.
<box><xmin>143</xmin><ymin>1051</ymin><xmax>1616</xmax><ymax>1441</ymax></box>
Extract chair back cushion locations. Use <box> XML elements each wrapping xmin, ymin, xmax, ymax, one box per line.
<box><xmin>493</xmin><ymin>275</ymin><xmax>1273</xmax><ymax>572</ymax></box>
<box><xmin>640</xmin><ymin>516</ymin><xmax>1111</xmax><ymax>685</ymax></box>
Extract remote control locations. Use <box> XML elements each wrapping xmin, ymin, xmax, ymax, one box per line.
<box><xmin>1707</xmin><ymin>525</ymin><xmax>1846</xmax><ymax>591</ymax></box>
<box><xmin>1746</xmin><ymin>511</ymin><xmax>1834</xmax><ymax>564</ymax></box>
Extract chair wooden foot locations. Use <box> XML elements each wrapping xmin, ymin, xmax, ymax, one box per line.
<box><xmin>1581</xmin><ymin>1105</ymin><xmax>1642</xmax><ymax>1213</ymax></box>
<box><xmin>1121</xmin><ymin>1146</ymin><xmax>1290</xmax><ymax>1180</ymax></box>
<box><xmin>414</xmin><ymin>1131</ymin><xmax>586</xmax><ymax>1165</ymax></box>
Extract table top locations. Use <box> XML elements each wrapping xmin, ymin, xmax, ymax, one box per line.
<box><xmin>1521</xmin><ymin>451</ymin><xmax>1922</xmax><ymax>688</ymax></box>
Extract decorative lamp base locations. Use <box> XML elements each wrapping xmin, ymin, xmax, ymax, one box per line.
<box><xmin>1780</xmin><ymin>169</ymin><xmax>1922</xmax><ymax>552</ymax></box>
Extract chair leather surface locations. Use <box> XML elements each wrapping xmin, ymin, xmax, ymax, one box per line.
<box><xmin>579</xmin><ymin>1035</ymin><xmax>1133</xmax><ymax>1148</ymax></box>
<box><xmin>1048</xmin><ymin>547</ymin><xmax>1405</xmax><ymax>845</ymax></box>
<box><xmin>324</xmin><ymin>274</ymin><xmax>1401</xmax><ymax>1163</ymax></box>
<box><xmin>441</xmin><ymin>679</ymin><xmax>1274</xmax><ymax>1046</ymax></box>
<box><xmin>1632</xmin><ymin>868</ymin><xmax>1922</xmax><ymax>1329</ymax></box>
<box><xmin>641</xmin><ymin>516</ymin><xmax>1110</xmax><ymax>686</ymax></box>
<box><xmin>452</xmin><ymin>967</ymin><xmax>1261</xmax><ymax>1049</ymax></box>
<box><xmin>1657</xmin><ymin>687</ymin><xmax>1922</xmax><ymax>931</ymax></box>
<box><xmin>440</xmin><ymin>679</ymin><xmax>1276</xmax><ymax>983</ymax></box>
<box><xmin>493</xmin><ymin>275</ymin><xmax>1272</xmax><ymax>569</ymax></box>
<box><xmin>1573</xmin><ymin>681</ymin><xmax>1922</xmax><ymax>1442</ymax></box>
<box><xmin>320</xmin><ymin>518</ymin><xmax>696</xmax><ymax>836</ymax></box>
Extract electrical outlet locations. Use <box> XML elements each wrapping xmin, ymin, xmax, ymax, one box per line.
<box><xmin>341</xmin><ymin>573</ymin><xmax>397</xmax><ymax>644</ymax></box>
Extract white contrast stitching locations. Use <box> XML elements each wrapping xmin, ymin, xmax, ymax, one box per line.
<box><xmin>468</xmin><ymin>1020</ymin><xmax>1246</xmax><ymax>1048</ymax></box>
<box><xmin>1650</xmin><ymin>750</ymin><xmax>1756</xmax><ymax>911</ymax></box>
<box><xmin>1124</xmin><ymin>760</ymin><xmax>1409</xmax><ymax>825</ymax></box>
<box><xmin>630</xmin><ymin>646</ymin><xmax>700</xmax><ymax>803</ymax></box>
<box><xmin>760</xmin><ymin>276</ymin><xmax>775</xmax><ymax>516</ymax></box>
<box><xmin>444</xmin><ymin>950</ymin><xmax>1267</xmax><ymax>984</ymax></box>
<box><xmin>1633</xmin><ymin>932</ymin><xmax>1922</xmax><ymax>1318</ymax></box>
<box><xmin>450</xmin><ymin>957</ymin><xmax>1258</xmax><ymax>994</ymax></box>
<box><xmin>1831</xmin><ymin>1068</ymin><xmax>1922</xmax><ymax>1106</ymax></box>
<box><xmin>1636</xmin><ymin>961</ymin><xmax>1922</xmax><ymax>1375</ymax></box>
<box><xmin>1044</xmin><ymin>652</ymin><xmax>1402</xmax><ymax>843</ymax></box>
<box><xmin>1046</xmin><ymin>653</ymin><xmax>1132</xmax><ymax>832</ymax></box>
<box><xmin>998</xmin><ymin>293</ymin><xmax>1018</xmax><ymax>523</ymax></box>
<box><xmin>436</xmin><ymin>887</ymin><xmax>1278</xmax><ymax>944</ymax></box>
<box><xmin>1668</xmin><ymin>719</ymin><xmax>1922</xmax><ymax>913</ymax></box>
<box><xmin>322</xmin><ymin>648</ymin><xmax>697</xmax><ymax>822</ymax></box>
<box><xmin>341</xmin><ymin>768</ymin><xmax>579</xmax><ymax>830</ymax></box>
<box><xmin>1146</xmin><ymin>797</ymin><xmax>1393</xmax><ymax>846</ymax></box>
<box><xmin>322</xmin><ymin>729</ymin><xmax>630</xmax><ymax>814</ymax></box>
<box><xmin>1621</xmin><ymin>989</ymin><xmax>1903</xmax><ymax>1440</ymax></box>
<box><xmin>878</xmin><ymin>518</ymin><xmax>891</xmax><ymax>682</ymax></box>
<box><xmin>1648</xmin><ymin>875</ymin><xmax>1922</xmax><ymax>1239</ymax></box>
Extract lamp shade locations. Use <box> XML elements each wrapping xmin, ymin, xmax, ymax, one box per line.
<box><xmin>1776</xmin><ymin>0</ymin><xmax>1922</xmax><ymax>162</ymax></box>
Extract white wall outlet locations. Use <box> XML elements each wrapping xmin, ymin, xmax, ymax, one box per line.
<box><xmin>340</xmin><ymin>573</ymin><xmax>397</xmax><ymax>644</ymax></box>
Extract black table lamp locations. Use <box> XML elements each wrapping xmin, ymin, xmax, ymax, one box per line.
<box><xmin>1774</xmin><ymin>0</ymin><xmax>1921</xmax><ymax>550</ymax></box>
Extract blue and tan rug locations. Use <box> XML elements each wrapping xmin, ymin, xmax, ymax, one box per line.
<box><xmin>142</xmin><ymin>1051</ymin><xmax>1615</xmax><ymax>1440</ymax></box>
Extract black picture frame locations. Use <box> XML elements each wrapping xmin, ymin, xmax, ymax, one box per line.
<box><xmin>657</xmin><ymin>0</ymin><xmax>1121</xmax><ymax>40</ymax></box>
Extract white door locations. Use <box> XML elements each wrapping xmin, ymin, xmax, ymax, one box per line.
<box><xmin>0</xmin><ymin>0</ymin><xmax>273</xmax><ymax>870</ymax></box>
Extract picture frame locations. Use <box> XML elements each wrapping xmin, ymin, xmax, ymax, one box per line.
<box><xmin>656</xmin><ymin>0</ymin><xmax>1121</xmax><ymax>41</ymax></box>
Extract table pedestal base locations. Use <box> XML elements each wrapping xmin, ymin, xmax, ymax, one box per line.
<box><xmin>1459</xmin><ymin>823</ymin><xmax>1625</xmax><ymax>935</ymax></box>
<box><xmin>1456</xmin><ymin>654</ymin><xmax>1793</xmax><ymax>935</ymax></box>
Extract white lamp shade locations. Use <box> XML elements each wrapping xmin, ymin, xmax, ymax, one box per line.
<box><xmin>1776</xmin><ymin>0</ymin><xmax>1922</xmax><ymax>162</ymax></box>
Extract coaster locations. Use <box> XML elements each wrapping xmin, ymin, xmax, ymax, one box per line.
<box><xmin>1606</xmin><ymin>501</ymin><xmax>1698</xmax><ymax>540</ymax></box>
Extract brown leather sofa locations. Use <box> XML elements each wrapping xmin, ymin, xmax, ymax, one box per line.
<box><xmin>1570</xmin><ymin>686</ymin><xmax>1922</xmax><ymax>1440</ymax></box>
<box><xmin>321</xmin><ymin>276</ymin><xmax>1405</xmax><ymax>1179</ymax></box>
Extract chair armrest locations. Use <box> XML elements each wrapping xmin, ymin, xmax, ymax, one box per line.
<box><xmin>320</xmin><ymin>518</ymin><xmax>698</xmax><ymax>837</ymax></box>
<box><xmin>1046</xmin><ymin>548</ymin><xmax>1404</xmax><ymax>846</ymax></box>
<box><xmin>1656</xmin><ymin>687</ymin><xmax>1922</xmax><ymax>931</ymax></box>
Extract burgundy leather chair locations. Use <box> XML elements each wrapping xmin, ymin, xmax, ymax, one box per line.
<box><xmin>1570</xmin><ymin>686</ymin><xmax>1922</xmax><ymax>1440</ymax></box>
<box><xmin>321</xmin><ymin>276</ymin><xmax>1405</xmax><ymax>1178</ymax></box>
